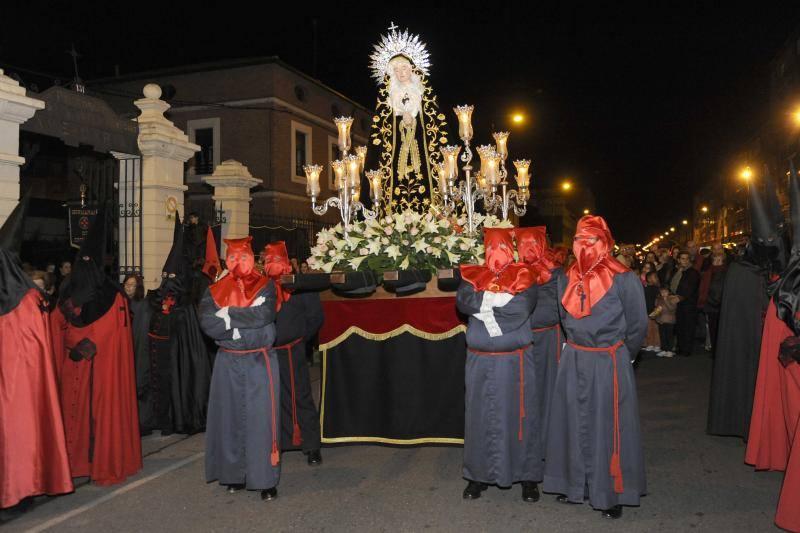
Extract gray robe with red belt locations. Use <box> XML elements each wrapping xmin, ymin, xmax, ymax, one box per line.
<box><xmin>457</xmin><ymin>282</ymin><xmax>539</xmax><ymax>487</ymax></box>
<box><xmin>544</xmin><ymin>270</ymin><xmax>647</xmax><ymax>510</ymax></box>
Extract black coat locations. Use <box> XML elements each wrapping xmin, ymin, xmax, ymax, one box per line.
<box><xmin>674</xmin><ymin>267</ymin><xmax>700</xmax><ymax>305</ymax></box>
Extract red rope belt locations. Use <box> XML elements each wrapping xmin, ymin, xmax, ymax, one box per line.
<box><xmin>220</xmin><ymin>346</ymin><xmax>280</xmax><ymax>467</ymax></box>
<box><xmin>468</xmin><ymin>344</ymin><xmax>531</xmax><ymax>442</ymax></box>
<box><xmin>533</xmin><ymin>324</ymin><xmax>562</xmax><ymax>363</ymax></box>
<box><xmin>566</xmin><ymin>339</ymin><xmax>626</xmax><ymax>494</ymax></box>
<box><xmin>272</xmin><ymin>337</ymin><xmax>304</xmax><ymax>447</ymax></box>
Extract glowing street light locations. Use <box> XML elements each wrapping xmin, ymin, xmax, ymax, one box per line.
<box><xmin>511</xmin><ymin>113</ymin><xmax>525</xmax><ymax>125</ymax></box>
<box><xmin>740</xmin><ymin>166</ymin><xmax>753</xmax><ymax>182</ymax></box>
<box><xmin>583</xmin><ymin>208</ymin><xmax>590</xmax><ymax>215</ymax></box>
<box><xmin>682</xmin><ymin>219</ymin><xmax>688</xmax><ymax>225</ymax></box>
<box><xmin>670</xmin><ymin>227</ymin><xmax>676</xmax><ymax>232</ymax></box>
<box><xmin>561</xmin><ymin>180</ymin><xmax>573</xmax><ymax>192</ymax></box>
<box><xmin>700</xmin><ymin>205</ymin><xmax>708</xmax><ymax>213</ymax></box>
<box><xmin>793</xmin><ymin>108</ymin><xmax>800</xmax><ymax>126</ymax></box>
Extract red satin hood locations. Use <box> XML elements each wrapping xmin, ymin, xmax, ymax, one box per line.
<box><xmin>514</xmin><ymin>226</ymin><xmax>555</xmax><ymax>283</ymax></box>
<box><xmin>562</xmin><ymin>215</ymin><xmax>628</xmax><ymax>319</ymax></box>
<box><xmin>461</xmin><ymin>228</ymin><xmax>538</xmax><ymax>294</ymax></box>
<box><xmin>261</xmin><ymin>241</ymin><xmax>292</xmax><ymax>311</ymax></box>
<box><xmin>209</xmin><ymin>236</ymin><xmax>267</xmax><ymax>308</ymax></box>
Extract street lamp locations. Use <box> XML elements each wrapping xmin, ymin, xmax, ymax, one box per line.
<box><xmin>670</xmin><ymin>227</ymin><xmax>675</xmax><ymax>232</ymax></box>
<box><xmin>561</xmin><ymin>180</ymin><xmax>573</xmax><ymax>192</ymax></box>
<box><xmin>740</xmin><ymin>166</ymin><xmax>753</xmax><ymax>182</ymax></box>
<box><xmin>511</xmin><ymin>113</ymin><xmax>525</xmax><ymax>125</ymax></box>
<box><xmin>682</xmin><ymin>219</ymin><xmax>688</xmax><ymax>225</ymax></box>
<box><xmin>700</xmin><ymin>205</ymin><xmax>708</xmax><ymax>213</ymax></box>
<box><xmin>583</xmin><ymin>208</ymin><xmax>590</xmax><ymax>215</ymax></box>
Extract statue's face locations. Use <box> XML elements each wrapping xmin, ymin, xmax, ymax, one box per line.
<box><xmin>391</xmin><ymin>58</ymin><xmax>412</xmax><ymax>83</ymax></box>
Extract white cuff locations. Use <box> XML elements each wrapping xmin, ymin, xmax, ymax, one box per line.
<box><xmin>474</xmin><ymin>293</ymin><xmax>504</xmax><ymax>337</ymax></box>
<box><xmin>232</xmin><ymin>328</ymin><xmax>241</xmax><ymax>340</ymax></box>
<box><xmin>215</xmin><ymin>306</ymin><xmax>232</xmax><ymax>330</ymax></box>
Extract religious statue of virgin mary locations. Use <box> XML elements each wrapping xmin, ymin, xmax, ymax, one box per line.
<box><xmin>369</xmin><ymin>24</ymin><xmax>448</xmax><ymax>213</ymax></box>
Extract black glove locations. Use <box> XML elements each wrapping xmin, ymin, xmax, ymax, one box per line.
<box><xmin>779</xmin><ymin>336</ymin><xmax>800</xmax><ymax>367</ymax></box>
<box><xmin>69</xmin><ymin>338</ymin><xmax>97</xmax><ymax>362</ymax></box>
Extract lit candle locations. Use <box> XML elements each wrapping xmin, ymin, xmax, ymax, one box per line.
<box><xmin>366</xmin><ymin>169</ymin><xmax>383</xmax><ymax>203</ymax></box>
<box><xmin>477</xmin><ymin>145</ymin><xmax>499</xmax><ymax>184</ymax></box>
<box><xmin>331</xmin><ymin>160</ymin><xmax>346</xmax><ymax>190</ymax></box>
<box><xmin>334</xmin><ymin>116</ymin><xmax>354</xmax><ymax>154</ymax></box>
<box><xmin>493</xmin><ymin>131</ymin><xmax>509</xmax><ymax>160</ymax></box>
<box><xmin>453</xmin><ymin>105</ymin><xmax>474</xmax><ymax>142</ymax></box>
<box><xmin>346</xmin><ymin>154</ymin><xmax>360</xmax><ymax>189</ymax></box>
<box><xmin>436</xmin><ymin>161</ymin><xmax>449</xmax><ymax>196</ymax></box>
<box><xmin>513</xmin><ymin>159</ymin><xmax>531</xmax><ymax>190</ymax></box>
<box><xmin>440</xmin><ymin>145</ymin><xmax>461</xmax><ymax>182</ymax></box>
<box><xmin>476</xmin><ymin>172</ymin><xmax>489</xmax><ymax>194</ymax></box>
<box><xmin>355</xmin><ymin>146</ymin><xmax>367</xmax><ymax>172</ymax></box>
<box><xmin>303</xmin><ymin>163</ymin><xmax>323</xmax><ymax>197</ymax></box>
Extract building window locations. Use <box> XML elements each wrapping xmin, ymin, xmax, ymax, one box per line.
<box><xmin>291</xmin><ymin>121</ymin><xmax>313</xmax><ymax>184</ymax></box>
<box><xmin>195</xmin><ymin>128</ymin><xmax>214</xmax><ymax>174</ymax></box>
<box><xmin>187</xmin><ymin>118</ymin><xmax>221</xmax><ymax>181</ymax></box>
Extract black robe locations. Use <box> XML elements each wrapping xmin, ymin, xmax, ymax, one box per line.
<box><xmin>135</xmin><ymin>291</ymin><xmax>211</xmax><ymax>435</ymax></box>
<box><xmin>274</xmin><ymin>290</ymin><xmax>324</xmax><ymax>452</ymax></box>
<box><xmin>706</xmin><ymin>260</ymin><xmax>769</xmax><ymax>438</ymax></box>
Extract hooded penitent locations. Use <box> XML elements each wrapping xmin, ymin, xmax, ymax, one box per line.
<box><xmin>0</xmin><ymin>193</ymin><xmax>74</xmax><ymax>508</ymax></box>
<box><xmin>209</xmin><ymin>236</ymin><xmax>268</xmax><ymax>308</ymax></box>
<box><xmin>747</xmin><ymin>172</ymin><xmax>789</xmax><ymax>277</ymax></box>
<box><xmin>461</xmin><ymin>228</ymin><xmax>537</xmax><ymax>294</ymax></box>
<box><xmin>562</xmin><ymin>215</ymin><xmax>629</xmax><ymax>320</ymax></box>
<box><xmin>202</xmin><ymin>226</ymin><xmax>222</xmax><ymax>281</ymax></box>
<box><xmin>0</xmin><ymin>193</ymin><xmax>35</xmax><ymax>315</ymax></box>
<box><xmin>262</xmin><ymin>241</ymin><xmax>292</xmax><ymax>312</ymax></box>
<box><xmin>515</xmin><ymin>226</ymin><xmax>555</xmax><ymax>283</ymax></box>
<box><xmin>775</xmin><ymin>161</ymin><xmax>800</xmax><ymax>340</ymax></box>
<box><xmin>137</xmin><ymin>212</ymin><xmax>211</xmax><ymax>436</ymax></box>
<box><xmin>58</xmin><ymin>205</ymin><xmax>119</xmax><ymax>326</ymax></box>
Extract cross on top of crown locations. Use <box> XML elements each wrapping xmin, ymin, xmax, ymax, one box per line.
<box><xmin>388</xmin><ymin>22</ymin><xmax>398</xmax><ymax>32</ymax></box>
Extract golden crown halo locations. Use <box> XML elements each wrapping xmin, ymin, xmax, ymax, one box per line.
<box><xmin>369</xmin><ymin>22</ymin><xmax>431</xmax><ymax>83</ymax></box>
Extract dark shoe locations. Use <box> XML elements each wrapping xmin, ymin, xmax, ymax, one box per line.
<box><xmin>556</xmin><ymin>494</ymin><xmax>579</xmax><ymax>504</ymax></box>
<box><xmin>261</xmin><ymin>487</ymin><xmax>278</xmax><ymax>501</ymax></box>
<box><xmin>601</xmin><ymin>505</ymin><xmax>623</xmax><ymax>519</ymax></box>
<box><xmin>227</xmin><ymin>483</ymin><xmax>245</xmax><ymax>494</ymax></box>
<box><xmin>307</xmin><ymin>449</ymin><xmax>322</xmax><ymax>466</ymax></box>
<box><xmin>521</xmin><ymin>481</ymin><xmax>540</xmax><ymax>502</ymax></box>
<box><xmin>462</xmin><ymin>481</ymin><xmax>488</xmax><ymax>499</ymax></box>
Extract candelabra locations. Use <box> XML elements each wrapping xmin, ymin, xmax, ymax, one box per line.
<box><xmin>304</xmin><ymin>116</ymin><xmax>382</xmax><ymax>239</ymax></box>
<box><xmin>436</xmin><ymin>106</ymin><xmax>531</xmax><ymax>233</ymax></box>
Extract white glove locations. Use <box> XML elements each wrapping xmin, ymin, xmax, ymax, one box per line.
<box><xmin>251</xmin><ymin>295</ymin><xmax>266</xmax><ymax>307</ymax></box>
<box><xmin>215</xmin><ymin>306</ymin><xmax>232</xmax><ymax>330</ymax></box>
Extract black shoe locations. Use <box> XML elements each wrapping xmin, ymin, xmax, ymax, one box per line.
<box><xmin>601</xmin><ymin>505</ymin><xmax>623</xmax><ymax>519</ymax></box>
<box><xmin>556</xmin><ymin>494</ymin><xmax>579</xmax><ymax>504</ymax></box>
<box><xmin>521</xmin><ymin>481</ymin><xmax>540</xmax><ymax>502</ymax></box>
<box><xmin>261</xmin><ymin>487</ymin><xmax>278</xmax><ymax>501</ymax></box>
<box><xmin>462</xmin><ymin>481</ymin><xmax>488</xmax><ymax>500</ymax></box>
<box><xmin>227</xmin><ymin>483</ymin><xmax>245</xmax><ymax>494</ymax></box>
<box><xmin>307</xmin><ymin>449</ymin><xmax>322</xmax><ymax>466</ymax></box>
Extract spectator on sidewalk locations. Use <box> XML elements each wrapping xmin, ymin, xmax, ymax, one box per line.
<box><xmin>672</xmin><ymin>251</ymin><xmax>701</xmax><ymax>356</ymax></box>
<box><xmin>643</xmin><ymin>272</ymin><xmax>661</xmax><ymax>351</ymax></box>
<box><xmin>654</xmin><ymin>286</ymin><xmax>680</xmax><ymax>357</ymax></box>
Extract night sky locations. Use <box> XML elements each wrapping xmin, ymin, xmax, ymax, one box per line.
<box><xmin>3</xmin><ymin>3</ymin><xmax>800</xmax><ymax>243</ymax></box>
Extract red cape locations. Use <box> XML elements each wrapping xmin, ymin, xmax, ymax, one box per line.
<box><xmin>51</xmin><ymin>292</ymin><xmax>142</xmax><ymax>486</ymax></box>
<box><xmin>746</xmin><ymin>300</ymin><xmax>798</xmax><ymax>470</ymax></box>
<box><xmin>745</xmin><ymin>300</ymin><xmax>800</xmax><ymax>531</ymax></box>
<box><xmin>0</xmin><ymin>290</ymin><xmax>73</xmax><ymax>507</ymax></box>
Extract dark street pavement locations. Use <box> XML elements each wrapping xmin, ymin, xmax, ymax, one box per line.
<box><xmin>2</xmin><ymin>350</ymin><xmax>785</xmax><ymax>532</ymax></box>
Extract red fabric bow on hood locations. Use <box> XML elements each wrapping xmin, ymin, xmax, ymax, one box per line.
<box><xmin>562</xmin><ymin>215</ymin><xmax>628</xmax><ymax>319</ymax></box>
<box><xmin>460</xmin><ymin>228</ymin><xmax>537</xmax><ymax>294</ymax></box>
<box><xmin>262</xmin><ymin>241</ymin><xmax>293</xmax><ymax>312</ymax></box>
<box><xmin>209</xmin><ymin>236</ymin><xmax>268</xmax><ymax>308</ymax></box>
<box><xmin>514</xmin><ymin>226</ymin><xmax>555</xmax><ymax>283</ymax></box>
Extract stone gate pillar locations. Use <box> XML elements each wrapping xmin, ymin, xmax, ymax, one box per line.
<box><xmin>134</xmin><ymin>84</ymin><xmax>199</xmax><ymax>290</ymax></box>
<box><xmin>0</xmin><ymin>69</ymin><xmax>45</xmax><ymax>226</ymax></box>
<box><xmin>203</xmin><ymin>160</ymin><xmax>260</xmax><ymax>256</ymax></box>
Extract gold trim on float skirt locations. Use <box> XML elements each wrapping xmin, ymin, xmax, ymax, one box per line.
<box><xmin>321</xmin><ymin>436</ymin><xmax>464</xmax><ymax>445</ymax></box>
<box><xmin>319</xmin><ymin>323</ymin><xmax>466</xmax><ymax>351</ymax></box>
<box><xmin>318</xmin><ymin>324</ymin><xmax>467</xmax><ymax>446</ymax></box>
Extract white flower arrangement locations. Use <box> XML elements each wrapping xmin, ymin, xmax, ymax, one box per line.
<box><xmin>307</xmin><ymin>209</ymin><xmax>512</xmax><ymax>274</ymax></box>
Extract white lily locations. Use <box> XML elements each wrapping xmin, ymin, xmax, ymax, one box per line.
<box><xmin>349</xmin><ymin>256</ymin><xmax>368</xmax><ymax>270</ymax></box>
<box><xmin>385</xmin><ymin>244</ymin><xmax>402</xmax><ymax>259</ymax></box>
<box><xmin>412</xmin><ymin>239</ymin><xmax>429</xmax><ymax>253</ymax></box>
<box><xmin>399</xmin><ymin>255</ymin><xmax>410</xmax><ymax>270</ymax></box>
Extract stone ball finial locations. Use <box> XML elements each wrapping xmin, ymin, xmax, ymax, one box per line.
<box><xmin>143</xmin><ymin>83</ymin><xmax>162</xmax><ymax>99</ymax></box>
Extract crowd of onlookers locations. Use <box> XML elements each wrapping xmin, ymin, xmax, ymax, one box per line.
<box><xmin>613</xmin><ymin>241</ymin><xmax>732</xmax><ymax>358</ymax></box>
